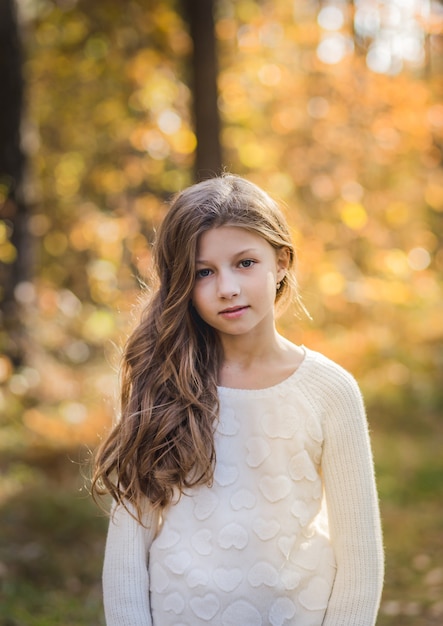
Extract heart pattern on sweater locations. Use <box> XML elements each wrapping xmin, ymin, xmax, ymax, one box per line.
<box><xmin>213</xmin><ymin>567</ymin><xmax>243</xmax><ymax>592</ymax></box>
<box><xmin>164</xmin><ymin>550</ymin><xmax>192</xmax><ymax>574</ymax></box>
<box><xmin>221</xmin><ymin>601</ymin><xmax>262</xmax><ymax>626</ymax></box>
<box><xmin>288</xmin><ymin>450</ymin><xmax>318</xmax><ymax>482</ymax></box>
<box><xmin>230</xmin><ymin>488</ymin><xmax>256</xmax><ymax>510</ymax></box>
<box><xmin>277</xmin><ymin>535</ymin><xmax>294</xmax><ymax>559</ymax></box>
<box><xmin>186</xmin><ymin>568</ymin><xmax>209</xmax><ymax>588</ymax></box>
<box><xmin>252</xmin><ymin>517</ymin><xmax>280</xmax><ymax>540</ymax></box>
<box><xmin>218</xmin><ymin>523</ymin><xmax>249</xmax><ymax>549</ymax></box>
<box><xmin>246</xmin><ymin>436</ymin><xmax>271</xmax><ymax>467</ymax></box>
<box><xmin>247</xmin><ymin>561</ymin><xmax>279</xmax><ymax>587</ymax></box>
<box><xmin>190</xmin><ymin>593</ymin><xmax>220</xmax><ymax>620</ymax></box>
<box><xmin>193</xmin><ymin>491</ymin><xmax>218</xmax><ymax>520</ymax></box>
<box><xmin>214</xmin><ymin>462</ymin><xmax>239</xmax><ymax>486</ymax></box>
<box><xmin>191</xmin><ymin>529</ymin><xmax>213</xmax><ymax>556</ymax></box>
<box><xmin>218</xmin><ymin>408</ymin><xmax>240</xmax><ymax>435</ymax></box>
<box><xmin>293</xmin><ymin>540</ymin><xmax>322</xmax><ymax>571</ymax></box>
<box><xmin>281</xmin><ymin>568</ymin><xmax>301</xmax><ymax>591</ymax></box>
<box><xmin>259</xmin><ymin>475</ymin><xmax>291</xmax><ymax>502</ymax></box>
<box><xmin>298</xmin><ymin>576</ymin><xmax>330</xmax><ymax>611</ymax></box>
<box><xmin>163</xmin><ymin>591</ymin><xmax>185</xmax><ymax>614</ymax></box>
<box><xmin>291</xmin><ymin>498</ymin><xmax>319</xmax><ymax>528</ymax></box>
<box><xmin>306</xmin><ymin>416</ymin><xmax>323</xmax><ymax>443</ymax></box>
<box><xmin>269</xmin><ymin>597</ymin><xmax>297</xmax><ymax>626</ymax></box>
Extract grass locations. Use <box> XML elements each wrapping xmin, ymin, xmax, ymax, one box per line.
<box><xmin>0</xmin><ymin>444</ymin><xmax>107</xmax><ymax>626</ymax></box>
<box><xmin>372</xmin><ymin>412</ymin><xmax>443</xmax><ymax>626</ymax></box>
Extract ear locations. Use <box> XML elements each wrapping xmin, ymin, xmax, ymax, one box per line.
<box><xmin>276</xmin><ymin>246</ymin><xmax>291</xmax><ymax>281</ymax></box>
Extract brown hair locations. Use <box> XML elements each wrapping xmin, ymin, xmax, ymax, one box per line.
<box><xmin>91</xmin><ymin>174</ymin><xmax>301</xmax><ymax>520</ymax></box>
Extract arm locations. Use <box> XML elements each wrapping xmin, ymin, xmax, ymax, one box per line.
<box><xmin>102</xmin><ymin>500</ymin><xmax>158</xmax><ymax>626</ymax></box>
<box><xmin>321</xmin><ymin>371</ymin><xmax>384</xmax><ymax>626</ymax></box>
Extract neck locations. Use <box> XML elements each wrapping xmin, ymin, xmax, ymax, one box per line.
<box><xmin>217</xmin><ymin>329</ymin><xmax>304</xmax><ymax>389</ymax></box>
<box><xmin>219</xmin><ymin>327</ymin><xmax>283</xmax><ymax>369</ymax></box>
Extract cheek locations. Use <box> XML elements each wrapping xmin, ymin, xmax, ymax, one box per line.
<box><xmin>266</xmin><ymin>270</ymin><xmax>277</xmax><ymax>293</ymax></box>
<box><xmin>190</xmin><ymin>284</ymin><xmax>206</xmax><ymax>313</ymax></box>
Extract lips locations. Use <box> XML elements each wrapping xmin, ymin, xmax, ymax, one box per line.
<box><xmin>218</xmin><ymin>305</ymin><xmax>249</xmax><ymax>318</ymax></box>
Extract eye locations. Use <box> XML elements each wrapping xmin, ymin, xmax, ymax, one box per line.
<box><xmin>196</xmin><ymin>268</ymin><xmax>212</xmax><ymax>279</ymax></box>
<box><xmin>239</xmin><ymin>259</ymin><xmax>255</xmax><ymax>268</ymax></box>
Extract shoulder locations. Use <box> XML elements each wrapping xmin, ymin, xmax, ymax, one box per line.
<box><xmin>300</xmin><ymin>347</ymin><xmax>364</xmax><ymax>411</ymax></box>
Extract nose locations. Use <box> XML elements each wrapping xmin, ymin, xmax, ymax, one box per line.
<box><xmin>217</xmin><ymin>270</ymin><xmax>240</xmax><ymax>299</ymax></box>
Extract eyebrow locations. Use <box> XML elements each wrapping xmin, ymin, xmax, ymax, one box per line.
<box><xmin>195</xmin><ymin>248</ymin><xmax>259</xmax><ymax>265</ymax></box>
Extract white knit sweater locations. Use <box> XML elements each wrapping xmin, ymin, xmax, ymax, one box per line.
<box><xmin>102</xmin><ymin>348</ymin><xmax>384</xmax><ymax>625</ymax></box>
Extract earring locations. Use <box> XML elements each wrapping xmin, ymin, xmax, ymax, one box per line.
<box><xmin>276</xmin><ymin>282</ymin><xmax>281</xmax><ymax>291</ymax></box>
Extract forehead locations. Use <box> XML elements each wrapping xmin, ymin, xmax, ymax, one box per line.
<box><xmin>196</xmin><ymin>225</ymin><xmax>274</xmax><ymax>259</ymax></box>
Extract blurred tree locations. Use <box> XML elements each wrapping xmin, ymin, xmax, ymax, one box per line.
<box><xmin>0</xmin><ymin>0</ymin><xmax>440</xmax><ymax>422</ymax></box>
<box><xmin>0</xmin><ymin>0</ymin><xmax>31</xmax><ymax>365</ymax></box>
<box><xmin>183</xmin><ymin>0</ymin><xmax>222</xmax><ymax>179</ymax></box>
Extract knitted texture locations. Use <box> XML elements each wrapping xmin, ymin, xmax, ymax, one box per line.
<box><xmin>102</xmin><ymin>348</ymin><xmax>384</xmax><ymax>626</ymax></box>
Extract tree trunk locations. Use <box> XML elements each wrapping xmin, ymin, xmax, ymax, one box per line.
<box><xmin>0</xmin><ymin>0</ymin><xmax>31</xmax><ymax>364</ymax></box>
<box><xmin>183</xmin><ymin>0</ymin><xmax>223</xmax><ymax>180</ymax></box>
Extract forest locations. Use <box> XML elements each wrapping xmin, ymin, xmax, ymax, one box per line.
<box><xmin>0</xmin><ymin>0</ymin><xmax>442</xmax><ymax>624</ymax></box>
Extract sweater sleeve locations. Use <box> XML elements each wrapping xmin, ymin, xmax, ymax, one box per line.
<box><xmin>102</xmin><ymin>500</ymin><xmax>158</xmax><ymax>626</ymax></box>
<box><xmin>320</xmin><ymin>368</ymin><xmax>384</xmax><ymax>626</ymax></box>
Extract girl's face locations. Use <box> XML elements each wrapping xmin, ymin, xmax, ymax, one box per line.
<box><xmin>191</xmin><ymin>226</ymin><xmax>289</xmax><ymax>342</ymax></box>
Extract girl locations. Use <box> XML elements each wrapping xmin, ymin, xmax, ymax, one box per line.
<box><xmin>92</xmin><ymin>174</ymin><xmax>384</xmax><ymax>626</ymax></box>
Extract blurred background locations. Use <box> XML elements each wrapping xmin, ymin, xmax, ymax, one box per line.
<box><xmin>0</xmin><ymin>0</ymin><xmax>442</xmax><ymax>624</ymax></box>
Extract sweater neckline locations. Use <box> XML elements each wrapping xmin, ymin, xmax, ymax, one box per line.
<box><xmin>217</xmin><ymin>346</ymin><xmax>314</xmax><ymax>396</ymax></box>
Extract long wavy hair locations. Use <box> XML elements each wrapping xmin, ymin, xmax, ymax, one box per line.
<box><xmin>92</xmin><ymin>174</ymin><xmax>301</xmax><ymax>521</ymax></box>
